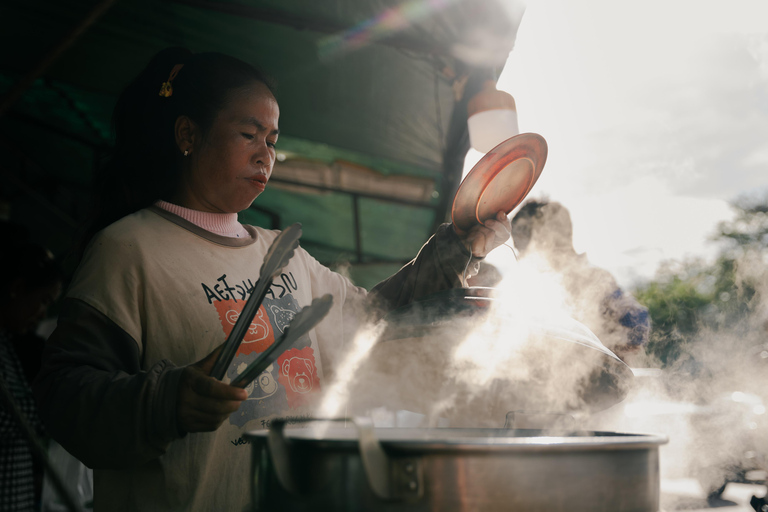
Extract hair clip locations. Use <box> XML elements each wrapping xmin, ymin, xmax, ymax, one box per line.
<box><xmin>159</xmin><ymin>64</ymin><xmax>184</xmax><ymax>97</ymax></box>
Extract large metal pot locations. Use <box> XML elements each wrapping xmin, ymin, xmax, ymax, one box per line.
<box><xmin>246</xmin><ymin>418</ymin><xmax>667</xmax><ymax>512</ymax></box>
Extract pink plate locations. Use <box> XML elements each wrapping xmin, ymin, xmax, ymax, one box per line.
<box><xmin>451</xmin><ymin>133</ymin><xmax>548</xmax><ymax>234</ymax></box>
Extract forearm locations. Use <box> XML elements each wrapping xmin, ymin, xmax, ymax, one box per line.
<box><xmin>368</xmin><ymin>223</ymin><xmax>478</xmax><ymax>314</ymax></box>
<box><xmin>33</xmin><ymin>299</ymin><xmax>185</xmax><ymax>469</ymax></box>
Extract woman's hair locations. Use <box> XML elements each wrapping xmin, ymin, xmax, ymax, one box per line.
<box><xmin>84</xmin><ymin>48</ymin><xmax>274</xmax><ymax>247</ymax></box>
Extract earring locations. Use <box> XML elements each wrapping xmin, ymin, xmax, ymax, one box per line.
<box><xmin>183</xmin><ymin>149</ymin><xmax>189</xmax><ymax>156</ymax></box>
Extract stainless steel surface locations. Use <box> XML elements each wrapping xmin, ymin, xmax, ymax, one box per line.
<box><xmin>265</xmin><ymin>418</ymin><xmax>417</xmax><ymax>501</ymax></box>
<box><xmin>211</xmin><ymin>223</ymin><xmax>302</xmax><ymax>379</ymax></box>
<box><xmin>246</xmin><ymin>421</ymin><xmax>667</xmax><ymax>512</ymax></box>
<box><xmin>232</xmin><ymin>294</ymin><xmax>333</xmax><ymax>388</ymax></box>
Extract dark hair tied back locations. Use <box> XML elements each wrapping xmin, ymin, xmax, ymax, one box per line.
<box><xmin>85</xmin><ymin>47</ymin><xmax>275</xmax><ymax>250</ymax></box>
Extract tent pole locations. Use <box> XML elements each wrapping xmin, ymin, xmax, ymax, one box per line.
<box><xmin>0</xmin><ymin>0</ymin><xmax>117</xmax><ymax>118</ymax></box>
<box><xmin>433</xmin><ymin>71</ymin><xmax>487</xmax><ymax>231</ymax></box>
<box><xmin>352</xmin><ymin>194</ymin><xmax>363</xmax><ymax>263</ymax></box>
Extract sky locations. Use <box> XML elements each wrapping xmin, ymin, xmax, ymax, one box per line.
<box><xmin>466</xmin><ymin>0</ymin><xmax>768</xmax><ymax>288</ymax></box>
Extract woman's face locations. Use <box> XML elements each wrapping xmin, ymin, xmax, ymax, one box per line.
<box><xmin>178</xmin><ymin>81</ymin><xmax>280</xmax><ymax>213</ymax></box>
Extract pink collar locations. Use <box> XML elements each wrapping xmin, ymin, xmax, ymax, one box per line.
<box><xmin>155</xmin><ymin>200</ymin><xmax>249</xmax><ymax>238</ymax></box>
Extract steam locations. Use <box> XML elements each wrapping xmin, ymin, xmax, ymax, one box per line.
<box><xmin>315</xmin><ymin>214</ymin><xmax>768</xmax><ymax>499</ymax></box>
<box><xmin>589</xmin><ymin>332</ymin><xmax>768</xmax><ymax>495</ymax></box>
<box><xmin>324</xmin><ymin>250</ymin><xmax>632</xmax><ymax>429</ymax></box>
<box><xmin>315</xmin><ymin>322</ymin><xmax>384</xmax><ymax>419</ymax></box>
<box><xmin>427</xmin><ymin>257</ymin><xmax>627</xmax><ymax>425</ymax></box>
<box><xmin>587</xmin><ymin>250</ymin><xmax>768</xmax><ymax>496</ymax></box>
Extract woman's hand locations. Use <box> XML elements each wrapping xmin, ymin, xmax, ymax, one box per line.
<box><xmin>177</xmin><ymin>344</ymin><xmax>248</xmax><ymax>434</ymax></box>
<box><xmin>456</xmin><ymin>211</ymin><xmax>511</xmax><ymax>258</ymax></box>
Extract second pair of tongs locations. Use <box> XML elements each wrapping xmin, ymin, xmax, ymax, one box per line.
<box><xmin>210</xmin><ymin>223</ymin><xmax>303</xmax><ymax>380</ymax></box>
<box><xmin>231</xmin><ymin>294</ymin><xmax>334</xmax><ymax>388</ymax></box>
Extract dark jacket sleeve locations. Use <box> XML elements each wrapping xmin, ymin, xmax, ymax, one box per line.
<box><xmin>367</xmin><ymin>223</ymin><xmax>478</xmax><ymax>314</ymax></box>
<box><xmin>33</xmin><ymin>298</ymin><xmax>185</xmax><ymax>469</ymax></box>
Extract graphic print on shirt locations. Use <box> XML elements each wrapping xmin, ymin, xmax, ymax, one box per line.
<box><xmin>211</xmin><ymin>290</ymin><xmax>320</xmax><ymax>427</ymax></box>
<box><xmin>238</xmin><ymin>361</ymin><xmax>278</xmax><ymax>398</ymax></box>
<box><xmin>269</xmin><ymin>303</ymin><xmax>296</xmax><ymax>333</ymax></box>
<box><xmin>213</xmin><ymin>300</ymin><xmax>274</xmax><ymax>355</ymax></box>
<box><xmin>277</xmin><ymin>346</ymin><xmax>320</xmax><ymax>408</ymax></box>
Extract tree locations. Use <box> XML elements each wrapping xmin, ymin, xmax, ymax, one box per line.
<box><xmin>633</xmin><ymin>192</ymin><xmax>768</xmax><ymax>366</ymax></box>
<box><xmin>716</xmin><ymin>192</ymin><xmax>768</xmax><ymax>256</ymax></box>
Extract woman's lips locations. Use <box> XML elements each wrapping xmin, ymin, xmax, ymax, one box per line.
<box><xmin>246</xmin><ymin>175</ymin><xmax>267</xmax><ymax>191</ymax></box>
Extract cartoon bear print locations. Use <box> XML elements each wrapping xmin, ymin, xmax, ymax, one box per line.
<box><xmin>269</xmin><ymin>303</ymin><xmax>296</xmax><ymax>333</ymax></box>
<box><xmin>213</xmin><ymin>300</ymin><xmax>274</xmax><ymax>354</ymax></box>
<box><xmin>277</xmin><ymin>346</ymin><xmax>320</xmax><ymax>408</ymax></box>
<box><xmin>236</xmin><ymin>362</ymin><xmax>278</xmax><ymax>399</ymax></box>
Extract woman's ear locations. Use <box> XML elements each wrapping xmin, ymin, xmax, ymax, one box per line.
<box><xmin>174</xmin><ymin>115</ymin><xmax>199</xmax><ymax>156</ymax></box>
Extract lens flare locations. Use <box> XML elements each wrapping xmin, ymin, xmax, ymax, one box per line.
<box><xmin>317</xmin><ymin>0</ymin><xmax>459</xmax><ymax>59</ymax></box>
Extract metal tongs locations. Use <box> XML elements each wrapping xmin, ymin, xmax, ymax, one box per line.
<box><xmin>210</xmin><ymin>223</ymin><xmax>303</xmax><ymax>380</ymax></box>
<box><xmin>232</xmin><ymin>294</ymin><xmax>334</xmax><ymax>388</ymax></box>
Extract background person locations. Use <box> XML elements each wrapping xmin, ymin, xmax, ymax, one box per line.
<box><xmin>509</xmin><ymin>199</ymin><xmax>650</xmax><ymax>362</ymax></box>
<box><xmin>1</xmin><ymin>235</ymin><xmax>63</xmax><ymax>512</ymax></box>
<box><xmin>33</xmin><ymin>48</ymin><xmax>509</xmax><ymax>512</ymax></box>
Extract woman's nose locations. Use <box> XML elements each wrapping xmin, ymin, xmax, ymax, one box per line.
<box><xmin>253</xmin><ymin>142</ymin><xmax>272</xmax><ymax>165</ymax></box>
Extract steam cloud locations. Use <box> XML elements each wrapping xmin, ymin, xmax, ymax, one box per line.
<box><xmin>322</xmin><ymin>252</ymin><xmax>633</xmax><ymax>428</ymax></box>
<box><xmin>316</xmin><ymin>211</ymin><xmax>767</xmax><ymax>501</ymax></box>
<box><xmin>588</xmin><ymin>249</ymin><xmax>768</xmax><ymax>497</ymax></box>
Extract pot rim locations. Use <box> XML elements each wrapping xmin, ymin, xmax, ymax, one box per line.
<box><xmin>245</xmin><ymin>427</ymin><xmax>668</xmax><ymax>452</ymax></box>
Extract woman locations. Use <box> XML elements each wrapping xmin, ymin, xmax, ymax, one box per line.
<box><xmin>33</xmin><ymin>48</ymin><xmax>508</xmax><ymax>512</ymax></box>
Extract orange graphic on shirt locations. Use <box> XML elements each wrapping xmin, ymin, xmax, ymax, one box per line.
<box><xmin>213</xmin><ymin>299</ymin><xmax>275</xmax><ymax>355</ymax></box>
<box><xmin>277</xmin><ymin>346</ymin><xmax>320</xmax><ymax>408</ymax></box>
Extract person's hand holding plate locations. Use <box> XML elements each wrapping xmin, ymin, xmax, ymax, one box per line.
<box><xmin>451</xmin><ymin>133</ymin><xmax>548</xmax><ymax>251</ymax></box>
<box><xmin>455</xmin><ymin>210</ymin><xmax>510</xmax><ymax>258</ymax></box>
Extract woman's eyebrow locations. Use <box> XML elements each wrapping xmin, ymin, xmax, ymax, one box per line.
<box><xmin>240</xmin><ymin>117</ymin><xmax>280</xmax><ymax>136</ymax></box>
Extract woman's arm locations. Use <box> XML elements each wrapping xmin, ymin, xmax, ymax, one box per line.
<box><xmin>369</xmin><ymin>215</ymin><xmax>509</xmax><ymax>314</ymax></box>
<box><xmin>367</xmin><ymin>224</ymin><xmax>472</xmax><ymax>312</ymax></box>
<box><xmin>34</xmin><ymin>299</ymin><xmax>247</xmax><ymax>469</ymax></box>
<box><xmin>33</xmin><ymin>298</ymin><xmax>185</xmax><ymax>469</ymax></box>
